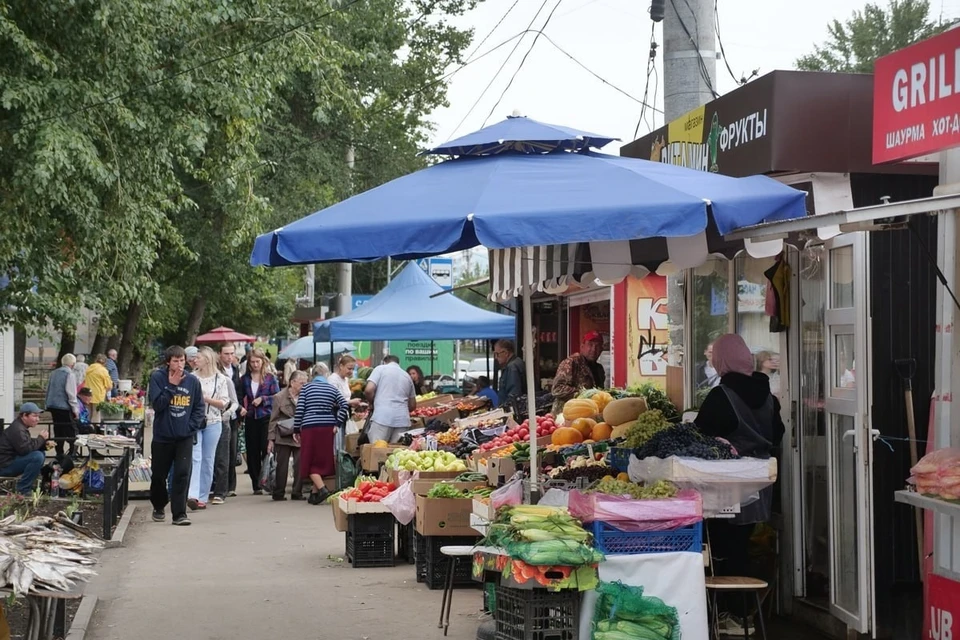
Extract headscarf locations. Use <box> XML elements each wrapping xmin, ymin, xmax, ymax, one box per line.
<box><xmin>711</xmin><ymin>334</ymin><xmax>755</xmax><ymax>377</ymax></box>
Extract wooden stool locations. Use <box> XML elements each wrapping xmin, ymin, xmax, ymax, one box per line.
<box><xmin>437</xmin><ymin>545</ymin><xmax>475</xmax><ymax>636</ymax></box>
<box><xmin>705</xmin><ymin>576</ymin><xmax>768</xmax><ymax>639</ymax></box>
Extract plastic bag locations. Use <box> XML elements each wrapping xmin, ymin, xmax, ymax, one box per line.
<box><xmin>83</xmin><ymin>468</ymin><xmax>105</xmax><ymax>492</ymax></box>
<box><xmin>504</xmin><ymin>538</ymin><xmax>604</xmax><ymax>567</ymax></box>
<box><xmin>491</xmin><ymin>473</ymin><xmax>524</xmax><ymax>510</ymax></box>
<box><xmin>568</xmin><ymin>489</ymin><xmax>702</xmax><ymax>531</ymax></box>
<box><xmin>538</xmin><ymin>488</ymin><xmax>570</xmax><ymax>508</ymax></box>
<box><xmin>337</xmin><ymin>450</ymin><xmax>358</xmax><ymax>490</ymax></box>
<box><xmin>909</xmin><ymin>447</ymin><xmax>960</xmax><ymax>498</ymax></box>
<box><xmin>592</xmin><ymin>580</ymin><xmax>680</xmax><ymax>640</ymax></box>
<box><xmin>383</xmin><ymin>479</ymin><xmax>417</xmax><ymax>525</ymax></box>
<box><xmin>259</xmin><ymin>452</ymin><xmax>276</xmax><ymax>493</ymax></box>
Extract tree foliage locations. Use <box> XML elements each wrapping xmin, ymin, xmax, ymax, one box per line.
<box><xmin>796</xmin><ymin>0</ymin><xmax>949</xmax><ymax>73</ymax></box>
<box><xmin>0</xmin><ymin>0</ymin><xmax>477</xmax><ymax>377</ymax></box>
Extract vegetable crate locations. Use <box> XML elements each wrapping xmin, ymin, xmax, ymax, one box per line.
<box><xmin>396</xmin><ymin>520</ymin><xmax>416</xmax><ymax>565</ymax></box>
<box><xmin>414</xmin><ymin>532</ymin><xmax>480</xmax><ymax>589</ymax></box>
<box><xmin>345</xmin><ymin>513</ymin><xmax>395</xmax><ymax>568</ymax></box>
<box><xmin>589</xmin><ymin>521</ymin><xmax>702</xmax><ymax>555</ymax></box>
<box><xmin>493</xmin><ymin>584</ymin><xmax>580</xmax><ymax>640</ymax></box>
<box><xmin>606</xmin><ymin>447</ymin><xmax>632</xmax><ymax>473</ymax></box>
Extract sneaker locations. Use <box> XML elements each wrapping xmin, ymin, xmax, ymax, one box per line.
<box><xmin>211</xmin><ymin>497</ymin><xmax>225</xmax><ymax>505</ymax></box>
<box><xmin>253</xmin><ymin>489</ymin><xmax>263</xmax><ymax>496</ymax></box>
<box><xmin>291</xmin><ymin>494</ymin><xmax>305</xmax><ymax>501</ymax></box>
<box><xmin>228</xmin><ymin>491</ymin><xmax>237</xmax><ymax>497</ymax></box>
<box><xmin>719</xmin><ymin>614</ymin><xmax>753</xmax><ymax>636</ymax></box>
<box><xmin>187</xmin><ymin>498</ymin><xmax>199</xmax><ymax>511</ymax></box>
<box><xmin>152</xmin><ymin>510</ymin><xmax>165</xmax><ymax>522</ymax></box>
<box><xmin>272</xmin><ymin>495</ymin><xmax>287</xmax><ymax>501</ymax></box>
<box><xmin>196</xmin><ymin>501</ymin><xmax>207</xmax><ymax>509</ymax></box>
<box><xmin>172</xmin><ymin>515</ymin><xmax>191</xmax><ymax>526</ymax></box>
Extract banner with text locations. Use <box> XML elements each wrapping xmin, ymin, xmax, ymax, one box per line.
<box><xmin>625</xmin><ymin>275</ymin><xmax>670</xmax><ymax>388</ymax></box>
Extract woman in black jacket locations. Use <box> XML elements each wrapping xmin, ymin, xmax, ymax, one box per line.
<box><xmin>694</xmin><ymin>333</ymin><xmax>784</xmax><ymax>632</ymax></box>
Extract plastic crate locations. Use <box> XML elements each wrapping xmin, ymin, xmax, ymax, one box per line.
<box><xmin>493</xmin><ymin>584</ymin><xmax>580</xmax><ymax>640</ymax></box>
<box><xmin>589</xmin><ymin>520</ymin><xmax>702</xmax><ymax>555</ymax></box>
<box><xmin>345</xmin><ymin>513</ymin><xmax>395</xmax><ymax>568</ymax></box>
<box><xmin>607</xmin><ymin>447</ymin><xmax>632</xmax><ymax>473</ymax></box>
<box><xmin>414</xmin><ymin>532</ymin><xmax>480</xmax><ymax>587</ymax></box>
<box><xmin>397</xmin><ymin>521</ymin><xmax>416</xmax><ymax>564</ymax></box>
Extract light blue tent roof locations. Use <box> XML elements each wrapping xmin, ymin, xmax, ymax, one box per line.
<box><xmin>278</xmin><ymin>337</ymin><xmax>355</xmax><ymax>362</ymax></box>
<box><xmin>313</xmin><ymin>263</ymin><xmax>514</xmax><ymax>341</ymax></box>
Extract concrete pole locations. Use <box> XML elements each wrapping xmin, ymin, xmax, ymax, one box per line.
<box><xmin>662</xmin><ymin>0</ymin><xmax>717</xmax><ymax>121</ymax></box>
<box><xmin>335</xmin><ymin>146</ymin><xmax>355</xmax><ymax>317</ymax></box>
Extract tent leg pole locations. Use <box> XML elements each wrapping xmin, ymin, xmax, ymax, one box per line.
<box><xmin>329</xmin><ymin>341</ymin><xmax>334</xmax><ymax>370</ymax></box>
<box><xmin>430</xmin><ymin>340</ymin><xmax>435</xmax><ymax>383</ymax></box>
<box><xmin>522</xmin><ymin>285</ymin><xmax>539</xmax><ymax>504</ymax></box>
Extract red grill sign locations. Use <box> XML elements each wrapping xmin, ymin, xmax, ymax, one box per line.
<box><xmin>874</xmin><ymin>28</ymin><xmax>960</xmax><ymax>164</ymax></box>
<box><xmin>926</xmin><ymin>574</ymin><xmax>959</xmax><ymax>640</ymax></box>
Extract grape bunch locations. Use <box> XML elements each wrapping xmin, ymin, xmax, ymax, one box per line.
<box><xmin>623</xmin><ymin>410</ymin><xmax>672</xmax><ymax>448</ymax></box>
<box><xmin>634</xmin><ymin>423</ymin><xmax>739</xmax><ymax>460</ymax></box>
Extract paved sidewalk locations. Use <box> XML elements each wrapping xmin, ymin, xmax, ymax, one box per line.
<box><xmin>85</xmin><ymin>494</ymin><xmax>484</xmax><ymax>640</ymax></box>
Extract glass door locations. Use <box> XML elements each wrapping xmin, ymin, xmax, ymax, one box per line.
<box><xmin>823</xmin><ymin>234</ymin><xmax>875</xmax><ymax>635</ymax></box>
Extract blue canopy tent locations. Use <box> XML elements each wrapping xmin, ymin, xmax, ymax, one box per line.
<box><xmin>314</xmin><ymin>262</ymin><xmax>514</xmax><ymax>341</ymax></box>
<box><xmin>251</xmin><ymin>115</ymin><xmax>808</xmax><ymax>490</ymax></box>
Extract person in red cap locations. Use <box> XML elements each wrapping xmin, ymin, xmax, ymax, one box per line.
<box><xmin>551</xmin><ymin>331</ymin><xmax>606</xmax><ymax>415</ymax></box>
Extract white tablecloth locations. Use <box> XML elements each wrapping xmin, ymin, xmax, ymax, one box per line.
<box><xmin>579</xmin><ymin>551</ymin><xmax>709</xmax><ymax>639</ymax></box>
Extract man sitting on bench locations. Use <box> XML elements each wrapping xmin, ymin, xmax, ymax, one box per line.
<box><xmin>0</xmin><ymin>403</ymin><xmax>50</xmax><ymax>494</ymax></box>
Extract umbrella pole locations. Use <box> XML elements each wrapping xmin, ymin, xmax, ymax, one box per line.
<box><xmin>430</xmin><ymin>340</ymin><xmax>435</xmax><ymax>383</ymax></box>
<box><xmin>329</xmin><ymin>341</ymin><xmax>334</xmax><ymax>371</ymax></box>
<box><xmin>522</xmin><ymin>284</ymin><xmax>539</xmax><ymax>504</ymax></box>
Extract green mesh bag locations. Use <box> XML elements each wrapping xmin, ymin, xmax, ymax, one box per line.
<box><xmin>592</xmin><ymin>580</ymin><xmax>680</xmax><ymax>640</ymax></box>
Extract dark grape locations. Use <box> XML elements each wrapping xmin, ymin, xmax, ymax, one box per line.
<box><xmin>634</xmin><ymin>423</ymin><xmax>739</xmax><ymax>460</ymax></box>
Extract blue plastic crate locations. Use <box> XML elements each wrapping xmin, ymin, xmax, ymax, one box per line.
<box><xmin>607</xmin><ymin>447</ymin><xmax>633</xmax><ymax>473</ymax></box>
<box><xmin>590</xmin><ymin>520</ymin><xmax>702</xmax><ymax>555</ymax></box>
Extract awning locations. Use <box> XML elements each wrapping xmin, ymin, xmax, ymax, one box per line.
<box><xmin>725</xmin><ymin>192</ymin><xmax>960</xmax><ymax>242</ymax></box>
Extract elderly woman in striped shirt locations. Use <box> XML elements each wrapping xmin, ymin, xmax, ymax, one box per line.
<box><xmin>294</xmin><ymin>375</ymin><xmax>349</xmax><ymax>504</ymax></box>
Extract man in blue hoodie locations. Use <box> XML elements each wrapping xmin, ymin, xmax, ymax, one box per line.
<box><xmin>149</xmin><ymin>345</ymin><xmax>205</xmax><ymax>526</ymax></box>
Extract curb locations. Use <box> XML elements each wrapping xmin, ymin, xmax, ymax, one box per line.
<box><xmin>105</xmin><ymin>504</ymin><xmax>136</xmax><ymax>549</ymax></box>
<box><xmin>64</xmin><ymin>594</ymin><xmax>98</xmax><ymax>640</ymax></box>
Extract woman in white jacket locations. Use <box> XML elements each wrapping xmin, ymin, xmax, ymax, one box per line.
<box><xmin>188</xmin><ymin>347</ymin><xmax>232</xmax><ymax>510</ymax></box>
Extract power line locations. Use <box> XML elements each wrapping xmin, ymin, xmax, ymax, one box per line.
<box><xmin>464</xmin><ymin>0</ymin><xmax>521</xmax><ymax>63</ymax></box>
<box><xmin>483</xmin><ymin>0</ymin><xmax>565</xmax><ymax>127</ymax></box>
<box><xmin>714</xmin><ymin>0</ymin><xmax>758</xmax><ymax>86</ymax></box>
<box><xmin>445</xmin><ymin>0</ymin><xmax>552</xmax><ymax>140</ymax></box>
<box><xmin>1</xmin><ymin>0</ymin><xmax>366</xmax><ymax>134</ymax></box>
<box><xmin>538</xmin><ymin>33</ymin><xmax>661</xmax><ymax>113</ymax></box>
<box><xmin>634</xmin><ymin>22</ymin><xmax>658</xmax><ymax>139</ymax></box>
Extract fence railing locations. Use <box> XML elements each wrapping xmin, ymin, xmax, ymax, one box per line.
<box><xmin>102</xmin><ymin>448</ymin><xmax>130</xmax><ymax>540</ymax></box>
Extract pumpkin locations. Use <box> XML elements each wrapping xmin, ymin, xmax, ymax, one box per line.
<box><xmin>591</xmin><ymin>422</ymin><xmax>613</xmax><ymax>441</ymax></box>
<box><xmin>578</xmin><ymin>389</ymin><xmax>614</xmax><ymax>412</ymax></box>
<box><xmin>563</xmin><ymin>398</ymin><xmax>600</xmax><ymax>421</ymax></box>
<box><xmin>569</xmin><ymin>417</ymin><xmax>596</xmax><ymax>438</ymax></box>
<box><xmin>551</xmin><ymin>427</ymin><xmax>584</xmax><ymax>446</ymax></box>
<box><xmin>603</xmin><ymin>397</ymin><xmax>648</xmax><ymax>426</ymax></box>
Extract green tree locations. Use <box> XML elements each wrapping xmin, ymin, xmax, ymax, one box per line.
<box><xmin>453</xmin><ymin>257</ymin><xmax>495</xmax><ymax>312</ymax></box>
<box><xmin>797</xmin><ymin>0</ymin><xmax>949</xmax><ymax>72</ymax></box>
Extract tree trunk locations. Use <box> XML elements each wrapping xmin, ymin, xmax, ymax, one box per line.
<box><xmin>56</xmin><ymin>327</ymin><xmax>76</xmax><ymax>364</ymax></box>
<box><xmin>13</xmin><ymin>324</ymin><xmax>26</xmax><ymax>373</ymax></box>
<box><xmin>106</xmin><ymin>334</ymin><xmax>121</xmax><ymax>353</ymax></box>
<box><xmin>118</xmin><ymin>302</ymin><xmax>142</xmax><ymax>379</ymax></box>
<box><xmin>90</xmin><ymin>330</ymin><xmax>108</xmax><ymax>358</ymax></box>
<box><xmin>183</xmin><ymin>294</ymin><xmax>207</xmax><ymax>345</ymax></box>
<box><xmin>129</xmin><ymin>344</ymin><xmax>148</xmax><ymax>388</ymax></box>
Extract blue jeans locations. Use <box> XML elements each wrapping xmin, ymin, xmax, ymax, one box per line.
<box><xmin>189</xmin><ymin>423</ymin><xmax>221</xmax><ymax>503</ymax></box>
<box><xmin>0</xmin><ymin>450</ymin><xmax>46</xmax><ymax>494</ymax></box>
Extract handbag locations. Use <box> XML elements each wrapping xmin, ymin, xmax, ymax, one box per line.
<box><xmin>276</xmin><ymin>418</ymin><xmax>296</xmax><ymax>437</ymax></box>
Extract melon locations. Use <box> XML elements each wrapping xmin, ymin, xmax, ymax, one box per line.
<box><xmin>551</xmin><ymin>427</ymin><xmax>584</xmax><ymax>446</ymax></box>
<box><xmin>603</xmin><ymin>397</ymin><xmax>648</xmax><ymax>426</ymax></box>
<box><xmin>569</xmin><ymin>417</ymin><xmax>596</xmax><ymax>438</ymax></box>
<box><xmin>563</xmin><ymin>398</ymin><xmax>600</xmax><ymax>421</ymax></box>
<box><xmin>591</xmin><ymin>422</ymin><xmax>613</xmax><ymax>441</ymax></box>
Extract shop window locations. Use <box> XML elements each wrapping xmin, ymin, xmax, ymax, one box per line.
<box><xmin>831</xmin><ymin>413</ymin><xmax>860</xmax><ymax>615</ymax></box>
<box><xmin>830</xmin><ymin>245</ymin><xmax>854</xmax><ymax>309</ymax></box>
<box><xmin>690</xmin><ymin>258</ymin><xmax>729</xmax><ymax>406</ymax></box>
<box><xmin>735</xmin><ymin>255</ymin><xmax>781</xmax><ymax>397</ymax></box>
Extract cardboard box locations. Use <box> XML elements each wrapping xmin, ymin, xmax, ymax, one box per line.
<box><xmin>344</xmin><ymin>433</ymin><xmax>361</xmax><ymax>458</ymax></box>
<box><xmin>332</xmin><ymin>497</ymin><xmax>349</xmax><ymax>532</ymax></box>
<box><xmin>472</xmin><ymin>498</ymin><xmax>495</xmax><ymax>521</ymax></box>
<box><xmin>415</xmin><ymin>494</ymin><xmax>475</xmax><ymax>536</ymax></box>
<box><xmin>388</xmin><ymin>468</ymin><xmax>462</xmax><ymax>487</ymax></box>
<box><xmin>486</xmin><ymin>457</ymin><xmax>517</xmax><ymax>486</ymax></box>
<box><xmin>455</xmin><ymin>408</ymin><xmax>508</xmax><ymax>429</ymax></box>
<box><xmin>416</xmin><ymin>394</ymin><xmax>455</xmax><ymax>408</ymax></box>
<box><xmin>410</xmin><ymin>407</ymin><xmax>459</xmax><ymax>428</ymax></box>
<box><xmin>411</xmin><ymin>480</ymin><xmax>487</xmax><ymax>496</ymax></box>
<box><xmin>360</xmin><ymin>444</ymin><xmax>405</xmax><ymax>472</ymax></box>
<box><xmin>338</xmin><ymin>495</ymin><xmax>392</xmax><ymax>514</ymax></box>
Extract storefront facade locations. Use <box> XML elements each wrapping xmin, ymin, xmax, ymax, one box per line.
<box><xmin>627</xmin><ymin>70</ymin><xmax>939</xmax><ymax>638</ymax></box>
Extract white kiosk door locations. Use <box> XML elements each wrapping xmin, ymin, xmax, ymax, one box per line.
<box><xmin>823</xmin><ymin>233</ymin><xmax>876</xmax><ymax>635</ymax></box>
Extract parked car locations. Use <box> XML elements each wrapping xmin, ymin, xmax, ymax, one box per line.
<box><xmin>461</xmin><ymin>357</ymin><xmax>496</xmax><ymax>394</ymax></box>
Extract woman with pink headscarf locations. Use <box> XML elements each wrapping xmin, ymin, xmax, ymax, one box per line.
<box><xmin>694</xmin><ymin>333</ymin><xmax>784</xmax><ymax>634</ymax></box>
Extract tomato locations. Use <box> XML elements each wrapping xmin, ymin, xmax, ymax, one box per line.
<box><xmin>519</xmin><ymin>427</ymin><xmax>529</xmax><ymax>439</ymax></box>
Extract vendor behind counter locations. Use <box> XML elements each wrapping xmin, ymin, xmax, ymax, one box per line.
<box><xmin>694</xmin><ymin>333</ymin><xmax>784</xmax><ymax>627</ymax></box>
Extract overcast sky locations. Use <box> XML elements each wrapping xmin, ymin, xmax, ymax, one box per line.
<box><xmin>427</xmin><ymin>0</ymin><xmax>960</xmax><ymax>152</ymax></box>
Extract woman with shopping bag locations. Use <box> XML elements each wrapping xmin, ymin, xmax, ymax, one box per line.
<box><xmin>267</xmin><ymin>370</ymin><xmax>308</xmax><ymax>501</ymax></box>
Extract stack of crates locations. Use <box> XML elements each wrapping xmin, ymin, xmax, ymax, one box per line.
<box><xmin>493</xmin><ymin>584</ymin><xmax>580</xmax><ymax>640</ymax></box>
<box><xmin>345</xmin><ymin>513</ymin><xmax>395</xmax><ymax>568</ymax></box>
<box><xmin>414</xmin><ymin>531</ymin><xmax>479</xmax><ymax>589</ymax></box>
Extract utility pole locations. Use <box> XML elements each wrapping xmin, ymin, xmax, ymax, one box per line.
<box><xmin>335</xmin><ymin>145</ymin><xmax>355</xmax><ymax>317</ymax></box>
<box><xmin>661</xmin><ymin>0</ymin><xmax>717</xmax><ymax>121</ymax></box>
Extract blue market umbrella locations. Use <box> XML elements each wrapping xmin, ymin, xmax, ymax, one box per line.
<box><xmin>278</xmin><ymin>336</ymin><xmax>355</xmax><ymax>362</ymax></box>
<box><xmin>250</xmin><ymin>115</ymin><xmax>808</xmax><ymax>491</ymax></box>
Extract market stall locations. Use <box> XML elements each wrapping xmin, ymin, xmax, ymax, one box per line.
<box><xmin>250</xmin><ymin>115</ymin><xmax>802</xmax><ymax>639</ymax></box>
